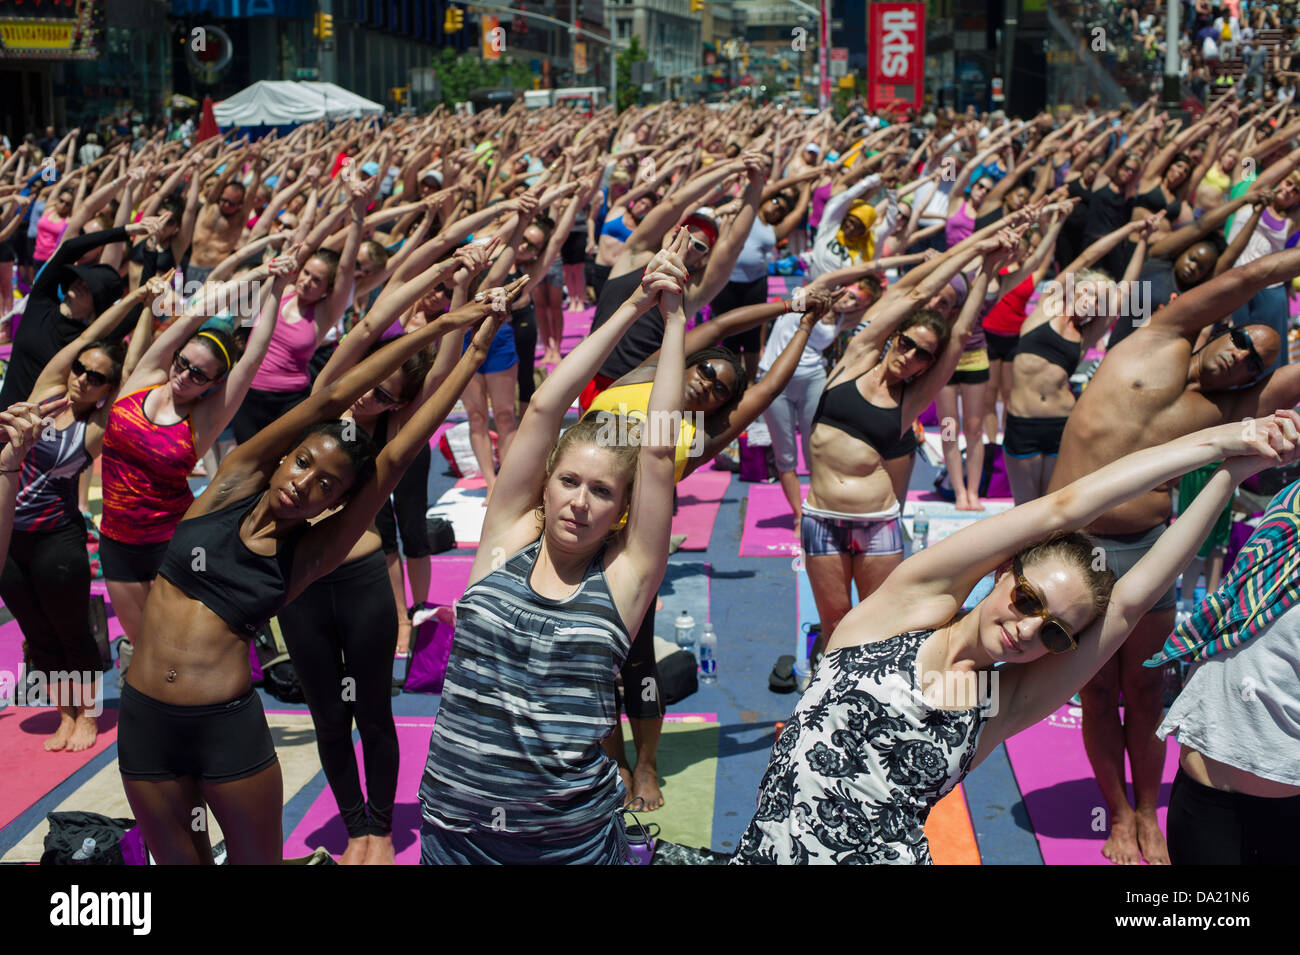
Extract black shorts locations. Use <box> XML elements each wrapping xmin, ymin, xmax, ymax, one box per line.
<box><xmin>0</xmin><ymin>239</ymin><xmax>15</xmax><ymax>264</ymax></box>
<box><xmin>117</xmin><ymin>682</ymin><xmax>278</xmax><ymax>782</ymax></box>
<box><xmin>99</xmin><ymin>534</ymin><xmax>171</xmax><ymax>583</ymax></box>
<box><xmin>560</xmin><ymin>230</ymin><xmax>588</xmax><ymax>266</ymax></box>
<box><xmin>1167</xmin><ymin>767</ymin><xmax>1300</xmax><ymax>865</ymax></box>
<box><xmin>986</xmin><ymin>330</ymin><xmax>1019</xmax><ymax>362</ymax></box>
<box><xmin>231</xmin><ymin>386</ymin><xmax>311</xmax><ymax>445</ymax></box>
<box><xmin>947</xmin><ymin>367</ymin><xmax>990</xmax><ymax>385</ymax></box>
<box><xmin>1003</xmin><ymin>414</ymin><xmax>1068</xmax><ymax>458</ymax></box>
<box><xmin>589</xmin><ymin>261</ymin><xmax>613</xmax><ymax>299</ymax></box>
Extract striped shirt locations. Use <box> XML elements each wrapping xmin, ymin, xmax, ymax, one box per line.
<box><xmin>419</xmin><ymin>540</ymin><xmax>631</xmax><ymax>840</ymax></box>
<box><xmin>14</xmin><ymin>417</ymin><xmax>90</xmax><ymax>532</ymax></box>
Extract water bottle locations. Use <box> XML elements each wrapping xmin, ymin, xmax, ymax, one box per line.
<box><xmin>912</xmin><ymin>508</ymin><xmax>930</xmax><ymax>551</ymax></box>
<box><xmin>674</xmin><ymin>611</ymin><xmax>695</xmax><ymax>654</ymax></box>
<box><xmin>699</xmin><ymin>622</ymin><xmax>717</xmax><ymax>684</ymax></box>
<box><xmin>71</xmin><ymin>837</ymin><xmax>96</xmax><ymax>862</ymax></box>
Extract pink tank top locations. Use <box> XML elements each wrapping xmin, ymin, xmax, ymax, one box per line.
<box><xmin>944</xmin><ymin>200</ymin><xmax>976</xmax><ymax>250</ymax></box>
<box><xmin>100</xmin><ymin>386</ymin><xmax>198</xmax><ymax>545</ymax></box>
<box><xmin>251</xmin><ymin>289</ymin><xmax>320</xmax><ymax>392</ymax></box>
<box><xmin>33</xmin><ymin>212</ymin><xmax>68</xmax><ymax>262</ymax></box>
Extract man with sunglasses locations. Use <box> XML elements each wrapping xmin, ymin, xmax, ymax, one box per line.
<box><xmin>1048</xmin><ymin>245</ymin><xmax>1300</xmax><ymax>866</ymax></box>
<box><xmin>187</xmin><ymin>141</ymin><xmax>265</xmax><ymax>286</ymax></box>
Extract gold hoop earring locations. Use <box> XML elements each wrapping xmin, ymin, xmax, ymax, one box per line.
<box><xmin>534</xmin><ymin>503</ymin><xmax>545</xmax><ymax>522</ymax></box>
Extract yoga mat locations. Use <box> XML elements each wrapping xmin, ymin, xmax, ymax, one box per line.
<box><xmin>283</xmin><ymin>716</ymin><xmax>436</xmax><ymax>865</ymax></box>
<box><xmin>1003</xmin><ymin>704</ymin><xmax>1179</xmax><ymax>866</ymax></box>
<box><xmin>405</xmin><ymin>555</ymin><xmax>474</xmax><ymax>609</ymax></box>
<box><xmin>739</xmin><ymin>483</ymin><xmax>803</xmax><ymax>557</ymax></box>
<box><xmin>0</xmin><ymin>591</ymin><xmax>129</xmax><ymax>703</ymax></box>
<box><xmin>903</xmin><ymin>493</ymin><xmax>1013</xmax><ymax>548</ymax></box>
<box><xmin>925</xmin><ymin>785</ymin><xmax>982</xmax><ymax>865</ymax></box>
<box><xmin>671</xmin><ymin>468</ymin><xmax>730</xmax><ymax>551</ymax></box>
<box><xmin>0</xmin><ymin>710</ymin><xmax>321</xmax><ymax>862</ymax></box>
<box><xmin>619</xmin><ymin>713</ymin><xmax>719</xmax><ymax>851</ymax></box>
<box><xmin>0</xmin><ymin>706</ymin><xmax>120</xmax><ymax>836</ymax></box>
<box><xmin>427</xmin><ymin>486</ymin><xmax>487</xmax><ymax>549</ymax></box>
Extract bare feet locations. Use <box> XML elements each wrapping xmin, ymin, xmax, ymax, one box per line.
<box><xmin>954</xmin><ymin>497</ymin><xmax>984</xmax><ymax>511</ymax></box>
<box><xmin>617</xmin><ymin>763</ymin><xmax>634</xmax><ymax>802</ymax></box>
<box><xmin>362</xmin><ymin>833</ymin><xmax>396</xmax><ymax>865</ymax></box>
<box><xmin>1135</xmin><ymin>809</ymin><xmax>1170</xmax><ymax>865</ymax></box>
<box><xmin>1101</xmin><ymin>812</ymin><xmax>1142</xmax><ymax>865</ymax></box>
<box><xmin>339</xmin><ymin>836</ymin><xmax>370</xmax><ymax>865</ymax></box>
<box><xmin>630</xmin><ymin>763</ymin><xmax>664</xmax><ymax>811</ymax></box>
<box><xmin>65</xmin><ymin>714</ymin><xmax>98</xmax><ymax>752</ymax></box>
<box><xmin>44</xmin><ymin>712</ymin><xmax>76</xmax><ymax>752</ymax></box>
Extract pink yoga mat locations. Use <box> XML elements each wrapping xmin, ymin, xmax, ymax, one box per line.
<box><xmin>671</xmin><ymin>467</ymin><xmax>730</xmax><ymax>551</ymax></box>
<box><xmin>0</xmin><ymin>706</ymin><xmax>120</xmax><ymax>833</ymax></box>
<box><xmin>740</xmin><ymin>483</ymin><xmax>803</xmax><ymax>557</ymax></box>
<box><xmin>1003</xmin><ymin>704</ymin><xmax>1179</xmax><ymax>866</ymax></box>
<box><xmin>405</xmin><ymin>555</ymin><xmax>474</xmax><ymax>608</ymax></box>
<box><xmin>283</xmin><ymin>716</ymin><xmax>436</xmax><ymax>864</ymax></box>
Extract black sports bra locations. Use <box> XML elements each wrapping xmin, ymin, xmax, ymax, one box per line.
<box><xmin>1135</xmin><ymin>185</ymin><xmax>1181</xmax><ymax>223</ymax></box>
<box><xmin>1015</xmin><ymin>320</ymin><xmax>1081</xmax><ymax>375</ymax></box>
<box><xmin>158</xmin><ymin>491</ymin><xmax>308</xmax><ymax>639</ymax></box>
<box><xmin>813</xmin><ymin>370</ymin><xmax>912</xmax><ymax>459</ymax></box>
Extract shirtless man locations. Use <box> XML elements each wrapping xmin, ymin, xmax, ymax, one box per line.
<box><xmin>1048</xmin><ymin>245</ymin><xmax>1300</xmax><ymax>865</ymax></box>
<box><xmin>187</xmin><ymin>142</ymin><xmax>264</xmax><ymax>284</ymax></box>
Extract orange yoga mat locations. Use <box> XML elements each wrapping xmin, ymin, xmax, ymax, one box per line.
<box><xmin>925</xmin><ymin>785</ymin><xmax>981</xmax><ymax>865</ymax></box>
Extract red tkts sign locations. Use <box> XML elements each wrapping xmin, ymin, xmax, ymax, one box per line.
<box><xmin>868</xmin><ymin>2</ymin><xmax>925</xmax><ymax>114</ymax></box>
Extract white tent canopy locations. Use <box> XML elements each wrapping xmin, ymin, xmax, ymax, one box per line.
<box><xmin>213</xmin><ymin>80</ymin><xmax>384</xmax><ymax>127</ymax></box>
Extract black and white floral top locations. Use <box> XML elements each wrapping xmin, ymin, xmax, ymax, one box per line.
<box><xmin>731</xmin><ymin>630</ymin><xmax>987</xmax><ymax>865</ymax></box>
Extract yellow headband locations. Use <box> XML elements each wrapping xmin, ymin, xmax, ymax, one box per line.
<box><xmin>197</xmin><ymin>332</ymin><xmax>232</xmax><ymax>372</ymax></box>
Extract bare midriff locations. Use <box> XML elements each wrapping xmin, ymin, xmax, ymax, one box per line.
<box><xmin>1008</xmin><ymin>353</ymin><xmax>1076</xmax><ymax>418</ymax></box>
<box><xmin>1180</xmin><ymin>745</ymin><xmax>1300</xmax><ymax>798</ymax></box>
<box><xmin>805</xmin><ymin>422</ymin><xmax>897</xmax><ymax>516</ymax></box>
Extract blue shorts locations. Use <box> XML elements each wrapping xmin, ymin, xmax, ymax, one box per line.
<box><xmin>463</xmin><ymin>322</ymin><xmax>518</xmax><ymax>375</ymax></box>
<box><xmin>801</xmin><ymin>512</ymin><xmax>903</xmax><ymax>557</ymax></box>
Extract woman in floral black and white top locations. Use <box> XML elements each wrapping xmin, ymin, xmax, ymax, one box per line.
<box><xmin>733</xmin><ymin>415</ymin><xmax>1300</xmax><ymax>864</ymax></box>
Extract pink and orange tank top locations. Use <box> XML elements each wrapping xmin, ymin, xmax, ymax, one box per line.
<box><xmin>100</xmin><ymin>385</ymin><xmax>198</xmax><ymax>545</ymax></box>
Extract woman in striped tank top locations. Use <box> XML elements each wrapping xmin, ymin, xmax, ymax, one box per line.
<box><xmin>418</xmin><ymin>233</ymin><xmax>692</xmax><ymax>865</ymax></box>
<box><xmin>0</xmin><ymin>276</ymin><xmax>167</xmax><ymax>752</ymax></box>
<box><xmin>99</xmin><ymin>256</ymin><xmax>295</xmax><ymax>649</ymax></box>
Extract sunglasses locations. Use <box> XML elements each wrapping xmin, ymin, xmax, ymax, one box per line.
<box><xmin>895</xmin><ymin>332</ymin><xmax>936</xmax><ymax>364</ymax></box>
<box><xmin>1010</xmin><ymin>556</ymin><xmax>1078</xmax><ymax>654</ymax></box>
<box><xmin>688</xmin><ymin>237</ymin><xmax>710</xmax><ymax>255</ymax></box>
<box><xmin>697</xmin><ymin>361</ymin><xmax>732</xmax><ymax>402</ymax></box>
<box><xmin>1229</xmin><ymin>327</ymin><xmax>1265</xmax><ymax>377</ymax></box>
<box><xmin>373</xmin><ymin>385</ymin><xmax>402</xmax><ymax>407</ymax></box>
<box><xmin>70</xmin><ymin>359</ymin><xmax>109</xmax><ymax>388</ymax></box>
<box><xmin>173</xmin><ymin>351</ymin><xmax>215</xmax><ymax>386</ymax></box>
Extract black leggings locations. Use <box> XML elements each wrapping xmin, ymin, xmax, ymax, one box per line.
<box><xmin>374</xmin><ymin>443</ymin><xmax>432</xmax><ymax>558</ymax></box>
<box><xmin>0</xmin><ymin>519</ymin><xmax>99</xmax><ymax>675</ymax></box>
<box><xmin>231</xmin><ymin>386</ymin><xmax>311</xmax><ymax>445</ymax></box>
<box><xmin>513</xmin><ymin>304</ymin><xmax>538</xmax><ymax>404</ymax></box>
<box><xmin>277</xmin><ymin>549</ymin><xmax>399</xmax><ymax>838</ymax></box>
<box><xmin>1167</xmin><ymin>767</ymin><xmax>1300</xmax><ymax>864</ymax></box>
<box><xmin>620</xmin><ymin>604</ymin><xmax>664</xmax><ymax>721</ymax></box>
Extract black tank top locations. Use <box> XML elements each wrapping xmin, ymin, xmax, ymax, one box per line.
<box><xmin>813</xmin><ymin>371</ymin><xmax>909</xmax><ymax>458</ymax></box>
<box><xmin>130</xmin><ymin>239</ymin><xmax>177</xmax><ymax>279</ymax></box>
<box><xmin>1135</xmin><ymin>185</ymin><xmax>1182</xmax><ymax>222</ymax></box>
<box><xmin>1015</xmin><ymin>320</ymin><xmax>1081</xmax><ymax>375</ymax></box>
<box><xmin>158</xmin><ymin>491</ymin><xmax>309</xmax><ymax>638</ymax></box>
<box><xmin>590</xmin><ymin>266</ymin><xmax>663</xmax><ymax>379</ymax></box>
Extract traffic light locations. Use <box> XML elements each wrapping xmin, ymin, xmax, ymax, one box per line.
<box><xmin>318</xmin><ymin>12</ymin><xmax>334</xmax><ymax>40</ymax></box>
<box><xmin>444</xmin><ymin>6</ymin><xmax>464</xmax><ymax>32</ymax></box>
<box><xmin>390</xmin><ymin>86</ymin><xmax>409</xmax><ymax>104</ymax></box>
<box><xmin>690</xmin><ymin>0</ymin><xmax>702</xmax><ymax>11</ymax></box>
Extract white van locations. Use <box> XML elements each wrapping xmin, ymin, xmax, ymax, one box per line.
<box><xmin>524</xmin><ymin>87</ymin><xmax>607</xmax><ymax>116</ymax></box>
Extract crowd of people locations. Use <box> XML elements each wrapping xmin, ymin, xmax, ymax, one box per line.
<box><xmin>1</xmin><ymin>90</ymin><xmax>1298</xmax><ymax>866</ymax></box>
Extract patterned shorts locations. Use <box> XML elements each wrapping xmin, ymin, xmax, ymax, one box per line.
<box><xmin>801</xmin><ymin>512</ymin><xmax>903</xmax><ymax>557</ymax></box>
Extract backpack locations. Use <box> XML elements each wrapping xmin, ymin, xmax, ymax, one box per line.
<box><xmin>41</xmin><ymin>812</ymin><xmax>135</xmax><ymax>865</ymax></box>
<box><xmin>252</xmin><ymin>622</ymin><xmax>304</xmax><ymax>703</ymax></box>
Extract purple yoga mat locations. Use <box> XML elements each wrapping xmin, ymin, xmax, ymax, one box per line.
<box><xmin>1003</xmin><ymin>704</ymin><xmax>1179</xmax><ymax>865</ymax></box>
<box><xmin>739</xmin><ymin>483</ymin><xmax>803</xmax><ymax>557</ymax></box>
<box><xmin>282</xmin><ymin>716</ymin><xmax>437</xmax><ymax>864</ymax></box>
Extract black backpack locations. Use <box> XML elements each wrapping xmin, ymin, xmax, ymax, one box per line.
<box><xmin>253</xmin><ymin>623</ymin><xmax>304</xmax><ymax>704</ymax></box>
<box><xmin>41</xmin><ymin>812</ymin><xmax>134</xmax><ymax>865</ymax></box>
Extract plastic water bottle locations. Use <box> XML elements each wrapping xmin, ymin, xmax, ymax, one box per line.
<box><xmin>699</xmin><ymin>622</ymin><xmax>717</xmax><ymax>684</ymax></box>
<box><xmin>674</xmin><ymin>611</ymin><xmax>695</xmax><ymax>654</ymax></box>
<box><xmin>71</xmin><ymin>837</ymin><xmax>96</xmax><ymax>862</ymax></box>
<box><xmin>912</xmin><ymin>508</ymin><xmax>930</xmax><ymax>551</ymax></box>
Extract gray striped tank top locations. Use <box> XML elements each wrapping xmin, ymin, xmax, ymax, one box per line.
<box><xmin>418</xmin><ymin>539</ymin><xmax>632</xmax><ymax>838</ymax></box>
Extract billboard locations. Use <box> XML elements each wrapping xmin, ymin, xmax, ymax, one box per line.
<box><xmin>867</xmin><ymin>2</ymin><xmax>924</xmax><ymax>114</ymax></box>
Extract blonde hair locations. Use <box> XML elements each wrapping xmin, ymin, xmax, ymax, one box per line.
<box><xmin>540</xmin><ymin>415</ymin><xmax>641</xmax><ymax>529</ymax></box>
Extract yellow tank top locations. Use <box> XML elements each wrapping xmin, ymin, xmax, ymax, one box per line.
<box><xmin>583</xmin><ymin>381</ymin><xmax>697</xmax><ymax>483</ymax></box>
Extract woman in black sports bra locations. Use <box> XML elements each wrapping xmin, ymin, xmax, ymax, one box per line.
<box><xmin>1004</xmin><ymin>218</ymin><xmax>1155</xmax><ymax>504</ymax></box>
<box><xmin>800</xmin><ymin>227</ymin><xmax>1021</xmax><ymax>664</ymax></box>
<box><xmin>117</xmin><ymin>264</ymin><xmax>528</xmax><ymax>865</ymax></box>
